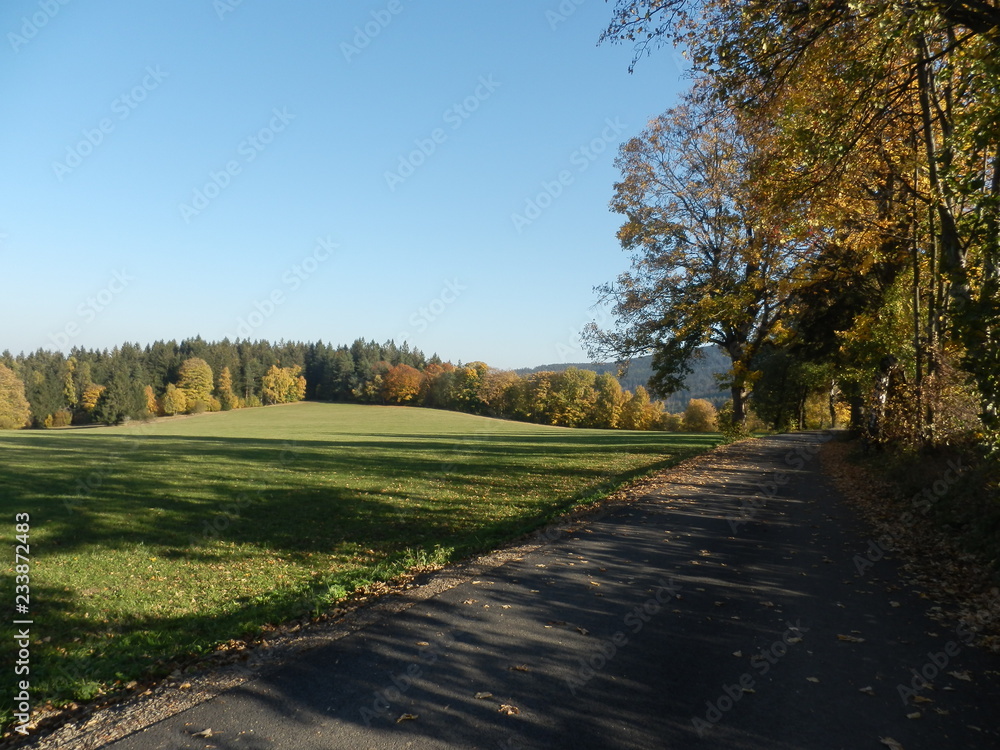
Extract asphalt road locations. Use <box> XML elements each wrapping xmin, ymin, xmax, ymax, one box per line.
<box><xmin>39</xmin><ymin>432</ymin><xmax>1000</xmax><ymax>749</ymax></box>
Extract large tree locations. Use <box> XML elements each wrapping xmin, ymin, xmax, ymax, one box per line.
<box><xmin>177</xmin><ymin>357</ymin><xmax>214</xmax><ymax>409</ymax></box>
<box><xmin>602</xmin><ymin>0</ymin><xmax>1000</xmax><ymax>445</ymax></box>
<box><xmin>586</xmin><ymin>98</ymin><xmax>798</xmax><ymax>424</ymax></box>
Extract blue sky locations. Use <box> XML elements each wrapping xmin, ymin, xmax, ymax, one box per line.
<box><xmin>1</xmin><ymin>0</ymin><xmax>686</xmax><ymax>369</ymax></box>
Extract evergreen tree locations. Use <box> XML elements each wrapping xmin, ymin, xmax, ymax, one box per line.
<box><xmin>94</xmin><ymin>360</ymin><xmax>146</xmax><ymax>425</ymax></box>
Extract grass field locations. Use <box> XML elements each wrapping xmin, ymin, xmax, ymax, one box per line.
<box><xmin>0</xmin><ymin>402</ymin><xmax>720</xmax><ymax>723</ymax></box>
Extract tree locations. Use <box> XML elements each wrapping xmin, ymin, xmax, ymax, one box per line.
<box><xmin>0</xmin><ymin>364</ymin><xmax>31</xmax><ymax>429</ymax></box>
<box><xmin>478</xmin><ymin>369</ymin><xmax>520</xmax><ymax>417</ymax></box>
<box><xmin>620</xmin><ymin>386</ymin><xmax>660</xmax><ymax>430</ymax></box>
<box><xmin>177</xmin><ymin>357</ymin><xmax>214</xmax><ymax>411</ymax></box>
<box><xmin>262</xmin><ymin>365</ymin><xmax>306</xmax><ymax>405</ymax></box>
<box><xmin>590</xmin><ymin>372</ymin><xmax>626</xmax><ymax>428</ymax></box>
<box><xmin>382</xmin><ymin>364</ymin><xmax>422</xmax><ymax>404</ymax></box>
<box><xmin>94</xmin><ymin>359</ymin><xmax>146</xmax><ymax>425</ymax></box>
<box><xmin>602</xmin><ymin>0</ymin><xmax>1000</xmax><ymax>449</ymax></box>
<box><xmin>217</xmin><ymin>366</ymin><xmax>239</xmax><ymax>410</ymax></box>
<box><xmin>143</xmin><ymin>385</ymin><xmax>159</xmax><ymax>416</ymax></box>
<box><xmin>80</xmin><ymin>383</ymin><xmax>105</xmax><ymax>414</ymax></box>
<box><xmin>420</xmin><ymin>362</ymin><xmax>456</xmax><ymax>409</ymax></box>
<box><xmin>161</xmin><ymin>384</ymin><xmax>187</xmax><ymax>416</ymax></box>
<box><xmin>683</xmin><ymin>398</ymin><xmax>718</xmax><ymax>433</ymax></box>
<box><xmin>587</xmin><ymin>98</ymin><xmax>797</xmax><ymax>426</ymax></box>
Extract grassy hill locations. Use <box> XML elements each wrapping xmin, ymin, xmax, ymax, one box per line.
<box><xmin>0</xmin><ymin>403</ymin><xmax>720</xmax><ymax>725</ymax></box>
<box><xmin>518</xmin><ymin>346</ymin><xmax>731</xmax><ymax>411</ymax></box>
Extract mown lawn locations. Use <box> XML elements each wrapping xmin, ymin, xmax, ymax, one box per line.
<box><xmin>0</xmin><ymin>402</ymin><xmax>720</xmax><ymax>724</ymax></box>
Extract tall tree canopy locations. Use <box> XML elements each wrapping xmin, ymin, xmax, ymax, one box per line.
<box><xmin>601</xmin><ymin>0</ymin><xmax>1000</xmax><ymax>447</ymax></box>
<box><xmin>586</xmin><ymin>98</ymin><xmax>798</xmax><ymax>424</ymax></box>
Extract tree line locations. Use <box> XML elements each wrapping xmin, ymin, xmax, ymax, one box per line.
<box><xmin>0</xmin><ymin>337</ymin><xmax>721</xmax><ymax>432</ymax></box>
<box><xmin>590</xmin><ymin>0</ymin><xmax>1000</xmax><ymax>450</ymax></box>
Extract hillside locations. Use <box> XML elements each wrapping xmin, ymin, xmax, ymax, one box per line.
<box><xmin>518</xmin><ymin>346</ymin><xmax>731</xmax><ymax>412</ymax></box>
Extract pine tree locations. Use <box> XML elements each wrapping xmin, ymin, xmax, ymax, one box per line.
<box><xmin>94</xmin><ymin>361</ymin><xmax>146</xmax><ymax>425</ymax></box>
<box><xmin>217</xmin><ymin>366</ymin><xmax>239</xmax><ymax>410</ymax></box>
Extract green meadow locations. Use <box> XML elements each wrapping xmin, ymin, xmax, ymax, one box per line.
<box><xmin>0</xmin><ymin>402</ymin><xmax>720</xmax><ymax>721</ymax></box>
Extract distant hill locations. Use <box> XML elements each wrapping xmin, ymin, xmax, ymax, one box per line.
<box><xmin>517</xmin><ymin>346</ymin><xmax>731</xmax><ymax>413</ymax></box>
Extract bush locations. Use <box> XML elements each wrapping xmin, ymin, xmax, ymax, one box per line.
<box><xmin>658</xmin><ymin>412</ymin><xmax>683</xmax><ymax>431</ymax></box>
<box><xmin>716</xmin><ymin>401</ymin><xmax>749</xmax><ymax>442</ymax></box>
<box><xmin>683</xmin><ymin>398</ymin><xmax>718</xmax><ymax>432</ymax></box>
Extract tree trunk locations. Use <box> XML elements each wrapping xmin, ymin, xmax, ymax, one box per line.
<box><xmin>731</xmin><ymin>384</ymin><xmax>747</xmax><ymax>426</ymax></box>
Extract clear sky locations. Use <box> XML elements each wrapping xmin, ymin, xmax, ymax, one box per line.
<box><xmin>1</xmin><ymin>0</ymin><xmax>686</xmax><ymax>370</ymax></box>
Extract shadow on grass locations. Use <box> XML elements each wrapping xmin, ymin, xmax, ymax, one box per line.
<box><xmin>0</xmin><ymin>428</ymin><xmax>719</xmax><ymax>724</ymax></box>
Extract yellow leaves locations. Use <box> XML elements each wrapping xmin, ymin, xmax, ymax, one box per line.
<box><xmin>837</xmin><ymin>633</ymin><xmax>865</xmax><ymax>642</ymax></box>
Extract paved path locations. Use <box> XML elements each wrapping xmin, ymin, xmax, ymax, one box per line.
<box><xmin>34</xmin><ymin>433</ymin><xmax>1000</xmax><ymax>749</ymax></box>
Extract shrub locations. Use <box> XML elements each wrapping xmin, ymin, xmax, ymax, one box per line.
<box><xmin>683</xmin><ymin>398</ymin><xmax>718</xmax><ymax>432</ymax></box>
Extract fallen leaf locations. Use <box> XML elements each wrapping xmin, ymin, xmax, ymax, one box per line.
<box><xmin>787</xmin><ymin>636</ymin><xmax>802</xmax><ymax>644</ymax></box>
<box><xmin>396</xmin><ymin>713</ymin><xmax>418</xmax><ymax>723</ymax></box>
<box><xmin>499</xmin><ymin>704</ymin><xmax>520</xmax><ymax>715</ymax></box>
<box><xmin>879</xmin><ymin>737</ymin><xmax>904</xmax><ymax>750</ymax></box>
<box><xmin>475</xmin><ymin>692</ymin><xmax>493</xmax><ymax>700</ymax></box>
<box><xmin>912</xmin><ymin>695</ymin><xmax>933</xmax><ymax>704</ymax></box>
<box><xmin>508</xmin><ymin>664</ymin><xmax>529</xmax><ymax>672</ymax></box>
<box><xmin>837</xmin><ymin>634</ymin><xmax>865</xmax><ymax>642</ymax></box>
<box><xmin>179</xmin><ymin>682</ymin><xmax>192</xmax><ymax>690</ymax></box>
<box><xmin>890</xmin><ymin>601</ymin><xmax>901</xmax><ymax>607</ymax></box>
<box><xmin>806</xmin><ymin>677</ymin><xmax>820</xmax><ymax>683</ymax></box>
<box><xmin>576</xmin><ymin>627</ymin><xmax>590</xmax><ymax>636</ymax></box>
<box><xmin>947</xmin><ymin>670</ymin><xmax>972</xmax><ymax>681</ymax></box>
<box><xmin>463</xmin><ymin>599</ymin><xmax>478</xmax><ymax>605</ymax></box>
<box><xmin>732</xmin><ymin>651</ymin><xmax>743</xmax><ymax>657</ymax></box>
<box><xmin>906</xmin><ymin>711</ymin><xmax>921</xmax><ymax>719</ymax></box>
<box><xmin>859</xmin><ymin>686</ymin><xmax>875</xmax><ymax>695</ymax></box>
<box><xmin>191</xmin><ymin>729</ymin><xmax>213</xmax><ymax>738</ymax></box>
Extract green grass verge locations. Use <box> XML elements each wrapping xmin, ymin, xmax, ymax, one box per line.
<box><xmin>0</xmin><ymin>402</ymin><xmax>720</xmax><ymax>725</ymax></box>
